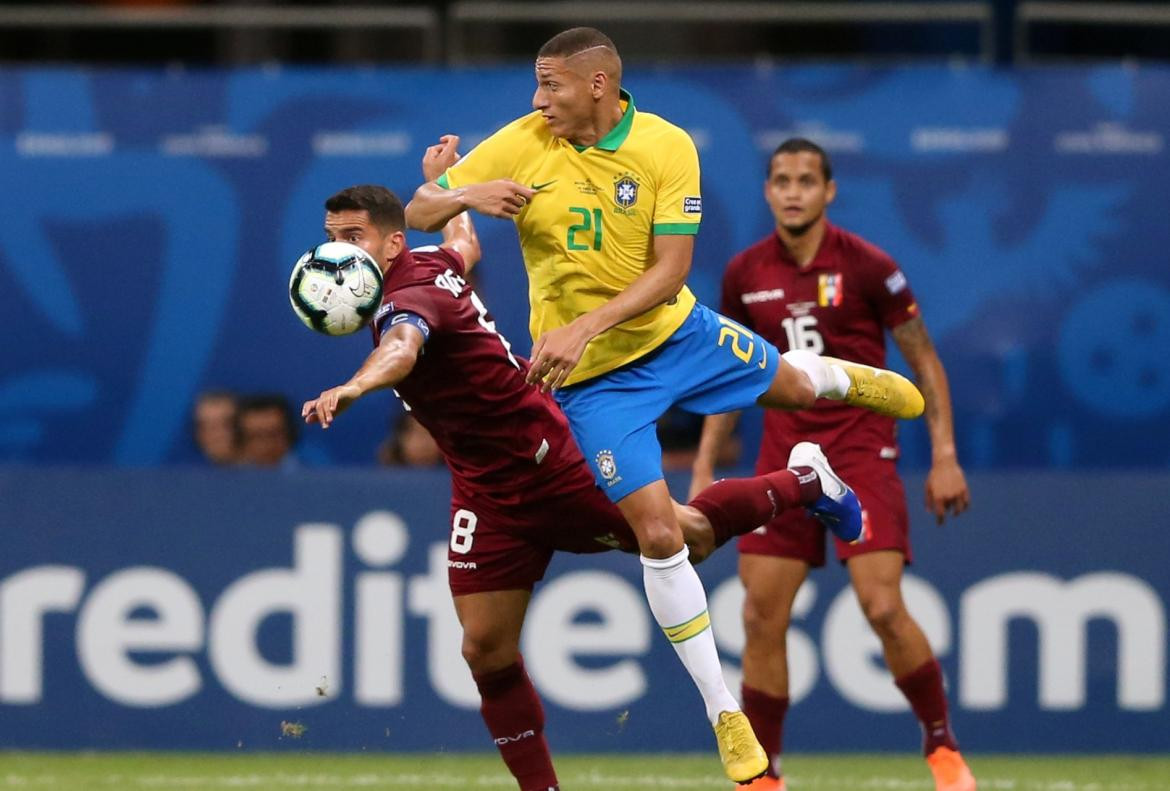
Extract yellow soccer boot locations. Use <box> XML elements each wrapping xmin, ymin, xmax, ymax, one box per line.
<box><xmin>821</xmin><ymin>356</ymin><xmax>925</xmax><ymax>419</ymax></box>
<box><xmin>714</xmin><ymin>710</ymin><xmax>768</xmax><ymax>784</ymax></box>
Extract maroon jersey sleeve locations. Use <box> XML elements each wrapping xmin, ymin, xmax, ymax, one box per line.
<box><xmin>372</xmin><ymin>246</ymin><xmax>467</xmax><ymax>339</ymax></box>
<box><xmin>855</xmin><ymin>244</ymin><xmax>920</xmax><ymax>331</ymax></box>
<box><xmin>433</xmin><ymin>244</ymin><xmax>467</xmax><ymax>277</ymax></box>
<box><xmin>377</xmin><ymin>284</ymin><xmax>446</xmax><ymax>337</ymax></box>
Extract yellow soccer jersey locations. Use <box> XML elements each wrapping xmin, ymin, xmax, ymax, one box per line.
<box><xmin>438</xmin><ymin>90</ymin><xmax>702</xmax><ymax>385</ymax></box>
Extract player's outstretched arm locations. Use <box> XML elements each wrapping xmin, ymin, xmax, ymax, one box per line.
<box><xmin>302</xmin><ymin>323</ymin><xmax>425</xmax><ymax>429</ymax></box>
<box><xmin>688</xmin><ymin>411</ymin><xmax>742</xmax><ymax>500</ymax></box>
<box><xmin>891</xmin><ymin>316</ymin><xmax>970</xmax><ymax>524</ymax></box>
<box><xmin>419</xmin><ymin>135</ymin><xmax>482</xmax><ymax>272</ymax></box>
<box><xmin>527</xmin><ymin>234</ymin><xmax>695</xmax><ymax>391</ymax></box>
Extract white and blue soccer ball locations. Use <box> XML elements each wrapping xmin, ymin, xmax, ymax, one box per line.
<box><xmin>289</xmin><ymin>242</ymin><xmax>383</xmax><ymax>336</ymax></box>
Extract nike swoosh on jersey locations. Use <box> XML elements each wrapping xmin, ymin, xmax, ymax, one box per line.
<box><xmin>530</xmin><ymin>180</ymin><xmax>558</xmax><ymax>191</ymax></box>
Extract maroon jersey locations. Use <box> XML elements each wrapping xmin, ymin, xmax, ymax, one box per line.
<box><xmin>371</xmin><ymin>246</ymin><xmax>583</xmax><ymax>506</ymax></box>
<box><xmin>720</xmin><ymin>223</ymin><xmax>919</xmax><ymax>471</ymax></box>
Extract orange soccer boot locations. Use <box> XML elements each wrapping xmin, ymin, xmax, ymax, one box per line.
<box><xmin>736</xmin><ymin>775</ymin><xmax>785</xmax><ymax>790</ymax></box>
<box><xmin>926</xmin><ymin>746</ymin><xmax>976</xmax><ymax>791</ymax></box>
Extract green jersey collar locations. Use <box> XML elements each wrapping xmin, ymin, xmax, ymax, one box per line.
<box><xmin>575</xmin><ymin>88</ymin><xmax>635</xmax><ymax>152</ymax></box>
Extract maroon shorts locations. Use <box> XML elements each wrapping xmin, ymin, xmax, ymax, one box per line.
<box><xmin>447</xmin><ymin>466</ymin><xmax>638</xmax><ymax>596</ymax></box>
<box><xmin>738</xmin><ymin>458</ymin><xmax>911</xmax><ymax>567</ymax></box>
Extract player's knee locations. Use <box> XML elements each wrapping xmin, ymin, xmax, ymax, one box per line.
<box><xmin>742</xmin><ymin>596</ymin><xmax>790</xmax><ymax>643</ymax></box>
<box><xmin>460</xmin><ymin>628</ymin><xmax>513</xmax><ymax>674</ymax></box>
<box><xmin>857</xmin><ymin>593</ymin><xmax>906</xmax><ymax>637</ymax></box>
<box><xmin>635</xmin><ymin>520</ymin><xmax>685</xmax><ymax>558</ymax></box>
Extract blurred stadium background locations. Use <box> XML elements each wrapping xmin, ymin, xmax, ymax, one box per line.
<box><xmin>1</xmin><ymin>0</ymin><xmax>1168</xmax><ymax>788</ymax></box>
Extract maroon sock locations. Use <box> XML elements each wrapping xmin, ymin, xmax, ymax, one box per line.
<box><xmin>741</xmin><ymin>685</ymin><xmax>789</xmax><ymax>779</ymax></box>
<box><xmin>689</xmin><ymin>467</ymin><xmax>821</xmax><ymax>548</ymax></box>
<box><xmin>894</xmin><ymin>659</ymin><xmax>958</xmax><ymax>756</ymax></box>
<box><xmin>473</xmin><ymin>658</ymin><xmax>559</xmax><ymax>791</ymax></box>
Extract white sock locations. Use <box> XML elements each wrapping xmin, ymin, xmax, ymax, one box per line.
<box><xmin>641</xmin><ymin>546</ymin><xmax>739</xmax><ymax>724</ymax></box>
<box><xmin>782</xmin><ymin>349</ymin><xmax>851</xmax><ymax>400</ymax></box>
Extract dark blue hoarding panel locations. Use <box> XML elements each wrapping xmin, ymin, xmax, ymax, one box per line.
<box><xmin>0</xmin><ymin>468</ymin><xmax>1165</xmax><ymax>752</ymax></box>
<box><xmin>1</xmin><ymin>65</ymin><xmax>1168</xmax><ymax>468</ymax></box>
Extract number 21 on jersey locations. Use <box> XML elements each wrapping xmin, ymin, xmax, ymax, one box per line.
<box><xmin>567</xmin><ymin>207</ymin><xmax>603</xmax><ymax>251</ymax></box>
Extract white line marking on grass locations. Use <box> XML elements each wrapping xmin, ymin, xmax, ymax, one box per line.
<box><xmin>3</xmin><ymin>776</ymin><xmax>61</xmax><ymax>787</ymax></box>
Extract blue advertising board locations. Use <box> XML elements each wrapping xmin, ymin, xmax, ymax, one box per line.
<box><xmin>1</xmin><ymin>64</ymin><xmax>1168</xmax><ymax>468</ymax></box>
<box><xmin>0</xmin><ymin>468</ymin><xmax>1165</xmax><ymax>753</ymax></box>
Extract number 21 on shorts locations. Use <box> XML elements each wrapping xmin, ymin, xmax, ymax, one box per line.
<box><xmin>717</xmin><ymin>316</ymin><xmax>767</xmax><ymax>369</ymax></box>
<box><xmin>451</xmin><ymin>508</ymin><xmax>478</xmax><ymax>554</ymax></box>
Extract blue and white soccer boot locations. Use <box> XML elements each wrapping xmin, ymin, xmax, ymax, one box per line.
<box><xmin>788</xmin><ymin>441</ymin><xmax>865</xmax><ymax>544</ymax></box>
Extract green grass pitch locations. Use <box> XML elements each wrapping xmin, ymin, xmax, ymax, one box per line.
<box><xmin>0</xmin><ymin>752</ymin><xmax>1167</xmax><ymax>790</ymax></box>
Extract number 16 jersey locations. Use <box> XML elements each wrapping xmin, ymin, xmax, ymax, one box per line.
<box><xmin>720</xmin><ymin>223</ymin><xmax>920</xmax><ymax>472</ymax></box>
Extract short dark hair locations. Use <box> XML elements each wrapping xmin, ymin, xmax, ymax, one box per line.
<box><xmin>195</xmin><ymin>389</ymin><xmax>236</xmax><ymax>408</ymax></box>
<box><xmin>768</xmin><ymin>138</ymin><xmax>833</xmax><ymax>182</ymax></box>
<box><xmin>324</xmin><ymin>185</ymin><xmax>405</xmax><ymax>232</ymax></box>
<box><xmin>538</xmin><ymin>27</ymin><xmax>619</xmax><ymax>60</ymax></box>
<box><xmin>235</xmin><ymin>394</ymin><xmax>298</xmax><ymax>444</ymax></box>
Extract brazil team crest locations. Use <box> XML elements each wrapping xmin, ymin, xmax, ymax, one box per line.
<box><xmin>596</xmin><ymin>449</ymin><xmax>619</xmax><ymax>484</ymax></box>
<box><xmin>614</xmin><ymin>175</ymin><xmax>639</xmax><ymax>208</ymax></box>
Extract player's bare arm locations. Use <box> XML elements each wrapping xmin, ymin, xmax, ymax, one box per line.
<box><xmin>527</xmin><ymin>234</ymin><xmax>695</xmax><ymax>391</ymax></box>
<box><xmin>302</xmin><ymin>323</ymin><xmax>425</xmax><ymax>429</ymax></box>
<box><xmin>406</xmin><ymin>178</ymin><xmax>534</xmax><ymax>232</ymax></box>
<box><xmin>688</xmin><ymin>411</ymin><xmax>743</xmax><ymax>500</ymax></box>
<box><xmin>421</xmin><ymin>135</ymin><xmax>483</xmax><ymax>272</ymax></box>
<box><xmin>891</xmin><ymin>316</ymin><xmax>971</xmax><ymax>524</ymax></box>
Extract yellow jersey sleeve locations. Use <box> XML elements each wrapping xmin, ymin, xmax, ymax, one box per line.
<box><xmin>652</xmin><ymin>127</ymin><xmax>702</xmax><ymax>235</ymax></box>
<box><xmin>436</xmin><ymin>116</ymin><xmax>531</xmax><ymax>189</ymax></box>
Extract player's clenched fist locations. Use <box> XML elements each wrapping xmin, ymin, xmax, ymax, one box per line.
<box><xmin>461</xmin><ymin>180</ymin><xmax>535</xmax><ymax>218</ymax></box>
<box><xmin>422</xmin><ymin>134</ymin><xmax>461</xmax><ymax>182</ymax></box>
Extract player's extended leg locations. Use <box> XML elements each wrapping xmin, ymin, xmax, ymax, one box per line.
<box><xmin>847</xmin><ymin>552</ymin><xmax>975</xmax><ymax>791</ymax></box>
<box><xmin>736</xmin><ymin>553</ymin><xmax>811</xmax><ymax>791</ymax></box>
<box><xmin>674</xmin><ymin>450</ymin><xmax>863</xmax><ymax>562</ymax></box>
<box><xmin>453</xmin><ymin>590</ymin><xmax>560</xmax><ymax>791</ymax></box>
<box><xmin>617</xmin><ymin>481</ymin><xmax>768</xmax><ymax>784</ymax></box>
<box><xmin>758</xmin><ymin>350</ymin><xmax>924</xmax><ymax>420</ymax></box>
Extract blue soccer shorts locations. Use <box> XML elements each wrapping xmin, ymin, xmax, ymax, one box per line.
<box><xmin>554</xmin><ymin>302</ymin><xmax>780</xmax><ymax>502</ymax></box>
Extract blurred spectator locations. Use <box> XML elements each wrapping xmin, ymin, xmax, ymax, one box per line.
<box><xmin>657</xmin><ymin>406</ymin><xmax>741</xmax><ymax>471</ymax></box>
<box><xmin>192</xmin><ymin>389</ymin><xmax>239</xmax><ymax>466</ymax></box>
<box><xmin>98</xmin><ymin>1</ymin><xmax>192</xmax><ymax>6</ymax></box>
<box><xmin>378</xmin><ymin>412</ymin><xmax>443</xmax><ymax>468</ymax></box>
<box><xmin>235</xmin><ymin>394</ymin><xmax>298</xmax><ymax>468</ymax></box>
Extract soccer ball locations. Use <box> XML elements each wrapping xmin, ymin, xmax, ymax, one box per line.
<box><xmin>289</xmin><ymin>242</ymin><xmax>383</xmax><ymax>336</ymax></box>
